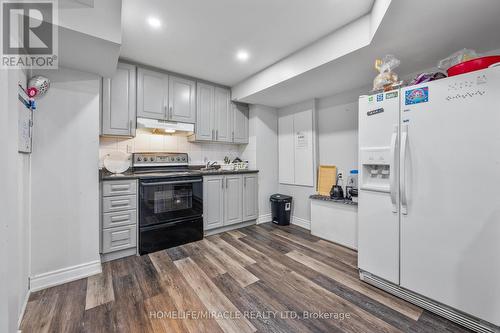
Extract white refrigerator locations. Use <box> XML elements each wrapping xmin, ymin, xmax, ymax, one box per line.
<box><xmin>358</xmin><ymin>66</ymin><xmax>500</xmax><ymax>332</ymax></box>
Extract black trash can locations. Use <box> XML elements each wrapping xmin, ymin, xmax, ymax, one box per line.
<box><xmin>270</xmin><ymin>194</ymin><xmax>292</xmax><ymax>226</ymax></box>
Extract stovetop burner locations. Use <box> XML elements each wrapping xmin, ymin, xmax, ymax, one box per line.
<box><xmin>131</xmin><ymin>152</ymin><xmax>200</xmax><ymax>179</ymax></box>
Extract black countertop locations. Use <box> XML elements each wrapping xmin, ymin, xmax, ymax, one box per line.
<box><xmin>100</xmin><ymin>168</ymin><xmax>259</xmax><ymax>181</ymax></box>
<box><xmin>197</xmin><ymin>169</ymin><xmax>259</xmax><ymax>176</ymax></box>
<box><xmin>309</xmin><ymin>194</ymin><xmax>358</xmax><ymax>206</ymax></box>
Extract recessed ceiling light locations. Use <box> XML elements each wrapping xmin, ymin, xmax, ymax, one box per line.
<box><xmin>147</xmin><ymin>16</ymin><xmax>162</xmax><ymax>29</ymax></box>
<box><xmin>236</xmin><ymin>50</ymin><xmax>250</xmax><ymax>62</ymax></box>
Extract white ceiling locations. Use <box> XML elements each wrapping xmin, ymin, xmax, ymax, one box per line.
<box><xmin>120</xmin><ymin>0</ymin><xmax>374</xmax><ymax>86</ymax></box>
<box><xmin>236</xmin><ymin>0</ymin><xmax>500</xmax><ymax>107</ymax></box>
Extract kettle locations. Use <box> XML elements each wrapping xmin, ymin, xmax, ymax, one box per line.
<box><xmin>330</xmin><ymin>173</ymin><xmax>344</xmax><ymax>200</ymax></box>
<box><xmin>330</xmin><ymin>184</ymin><xmax>344</xmax><ymax>199</ymax></box>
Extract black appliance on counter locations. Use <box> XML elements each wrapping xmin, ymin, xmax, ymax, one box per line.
<box><xmin>132</xmin><ymin>152</ymin><xmax>203</xmax><ymax>255</ymax></box>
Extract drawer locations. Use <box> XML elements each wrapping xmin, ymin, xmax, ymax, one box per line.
<box><xmin>102</xmin><ymin>195</ymin><xmax>137</xmax><ymax>213</ymax></box>
<box><xmin>102</xmin><ymin>225</ymin><xmax>137</xmax><ymax>253</ymax></box>
<box><xmin>103</xmin><ymin>210</ymin><xmax>137</xmax><ymax>229</ymax></box>
<box><xmin>102</xmin><ymin>180</ymin><xmax>137</xmax><ymax>197</ymax></box>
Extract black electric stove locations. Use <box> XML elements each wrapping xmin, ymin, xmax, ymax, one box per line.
<box><xmin>132</xmin><ymin>152</ymin><xmax>203</xmax><ymax>255</ymax></box>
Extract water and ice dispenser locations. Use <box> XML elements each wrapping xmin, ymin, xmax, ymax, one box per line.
<box><xmin>360</xmin><ymin>147</ymin><xmax>392</xmax><ymax>192</ymax></box>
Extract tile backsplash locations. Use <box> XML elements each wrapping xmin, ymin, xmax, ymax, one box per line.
<box><xmin>99</xmin><ymin>129</ymin><xmax>246</xmax><ymax>168</ymax></box>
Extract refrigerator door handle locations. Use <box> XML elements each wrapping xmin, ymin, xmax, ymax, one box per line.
<box><xmin>401</xmin><ymin>124</ymin><xmax>409</xmax><ymax>215</ymax></box>
<box><xmin>389</xmin><ymin>124</ymin><xmax>398</xmax><ymax>213</ymax></box>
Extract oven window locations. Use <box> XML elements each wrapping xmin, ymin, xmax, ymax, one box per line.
<box><xmin>154</xmin><ymin>188</ymin><xmax>192</xmax><ymax>213</ymax></box>
<box><xmin>140</xmin><ymin>179</ymin><xmax>203</xmax><ymax>227</ymax></box>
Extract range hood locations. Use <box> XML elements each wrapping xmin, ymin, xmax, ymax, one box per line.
<box><xmin>137</xmin><ymin>117</ymin><xmax>194</xmax><ymax>134</ymax></box>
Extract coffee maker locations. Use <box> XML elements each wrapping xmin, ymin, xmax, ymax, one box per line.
<box><xmin>345</xmin><ymin>170</ymin><xmax>358</xmax><ymax>202</ymax></box>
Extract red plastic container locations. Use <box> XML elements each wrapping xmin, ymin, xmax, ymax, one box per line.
<box><xmin>447</xmin><ymin>56</ymin><xmax>500</xmax><ymax>77</ymax></box>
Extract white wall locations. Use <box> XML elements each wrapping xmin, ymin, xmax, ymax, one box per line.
<box><xmin>248</xmin><ymin>105</ymin><xmax>279</xmax><ymax>219</ymax></box>
<box><xmin>317</xmin><ymin>99</ymin><xmax>359</xmax><ymax>182</ymax></box>
<box><xmin>0</xmin><ymin>69</ymin><xmax>30</xmax><ymax>333</ymax></box>
<box><xmin>275</xmin><ymin>97</ymin><xmax>359</xmax><ymax>228</ymax></box>
<box><xmin>30</xmin><ymin>68</ymin><xmax>100</xmax><ymax>284</ymax></box>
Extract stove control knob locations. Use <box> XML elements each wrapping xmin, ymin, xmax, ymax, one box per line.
<box><xmin>175</xmin><ymin>156</ymin><xmax>181</xmax><ymax>162</ymax></box>
<box><xmin>181</xmin><ymin>156</ymin><xmax>186</xmax><ymax>162</ymax></box>
<box><xmin>150</xmin><ymin>157</ymin><xmax>155</xmax><ymax>162</ymax></box>
<box><xmin>137</xmin><ymin>157</ymin><xmax>142</xmax><ymax>162</ymax></box>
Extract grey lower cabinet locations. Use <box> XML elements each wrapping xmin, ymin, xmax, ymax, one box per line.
<box><xmin>242</xmin><ymin>173</ymin><xmax>258</xmax><ymax>220</ymax></box>
<box><xmin>203</xmin><ymin>173</ymin><xmax>258</xmax><ymax>231</ymax></box>
<box><xmin>203</xmin><ymin>175</ymin><xmax>224</xmax><ymax>229</ymax></box>
<box><xmin>101</xmin><ymin>62</ymin><xmax>137</xmax><ymax>137</ymax></box>
<box><xmin>224</xmin><ymin>174</ymin><xmax>243</xmax><ymax>225</ymax></box>
<box><xmin>100</xmin><ymin>179</ymin><xmax>138</xmax><ymax>262</ymax></box>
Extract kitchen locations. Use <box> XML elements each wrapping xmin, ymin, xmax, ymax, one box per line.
<box><xmin>1</xmin><ymin>1</ymin><xmax>500</xmax><ymax>332</ymax></box>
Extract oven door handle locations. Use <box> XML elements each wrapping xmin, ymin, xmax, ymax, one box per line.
<box><xmin>140</xmin><ymin>179</ymin><xmax>202</xmax><ymax>186</ymax></box>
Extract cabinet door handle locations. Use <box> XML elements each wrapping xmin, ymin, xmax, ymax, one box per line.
<box><xmin>212</xmin><ymin>129</ymin><xmax>215</xmax><ymax>140</ymax></box>
<box><xmin>169</xmin><ymin>106</ymin><xmax>173</xmax><ymax>118</ymax></box>
<box><xmin>244</xmin><ymin>177</ymin><xmax>246</xmax><ymax>187</ymax></box>
<box><xmin>216</xmin><ymin>130</ymin><xmax>218</xmax><ymax>141</ymax></box>
<box><xmin>232</xmin><ymin>131</ymin><xmax>234</xmax><ymax>142</ymax></box>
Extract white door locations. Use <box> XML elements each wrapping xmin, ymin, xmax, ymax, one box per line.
<box><xmin>137</xmin><ymin>68</ymin><xmax>168</xmax><ymax>120</ymax></box>
<box><xmin>169</xmin><ymin>76</ymin><xmax>196</xmax><ymax>123</ymax></box>
<box><xmin>203</xmin><ymin>176</ymin><xmax>224</xmax><ymax>230</ymax></box>
<box><xmin>224</xmin><ymin>175</ymin><xmax>243</xmax><ymax>225</ymax></box>
<box><xmin>242</xmin><ymin>174</ymin><xmax>258</xmax><ymax>221</ymax></box>
<box><xmin>214</xmin><ymin>87</ymin><xmax>231</xmax><ymax>142</ymax></box>
<box><xmin>400</xmin><ymin>68</ymin><xmax>500</xmax><ymax>326</ymax></box>
<box><xmin>358</xmin><ymin>91</ymin><xmax>400</xmax><ymax>284</ymax></box>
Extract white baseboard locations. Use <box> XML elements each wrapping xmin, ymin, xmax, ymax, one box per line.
<box><xmin>256</xmin><ymin>213</ymin><xmax>272</xmax><ymax>224</ymax></box>
<box><xmin>17</xmin><ymin>289</ymin><xmax>30</xmax><ymax>329</ymax></box>
<box><xmin>291</xmin><ymin>216</ymin><xmax>311</xmax><ymax>230</ymax></box>
<box><xmin>30</xmin><ymin>260</ymin><xmax>102</xmax><ymax>292</ymax></box>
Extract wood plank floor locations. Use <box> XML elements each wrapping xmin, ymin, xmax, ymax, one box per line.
<box><xmin>20</xmin><ymin>223</ymin><xmax>473</xmax><ymax>333</ymax></box>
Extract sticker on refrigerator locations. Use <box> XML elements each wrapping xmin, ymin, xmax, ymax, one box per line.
<box><xmin>386</xmin><ymin>91</ymin><xmax>398</xmax><ymax>99</ymax></box>
<box><xmin>367</xmin><ymin>108</ymin><xmax>384</xmax><ymax>116</ymax></box>
<box><xmin>376</xmin><ymin>93</ymin><xmax>384</xmax><ymax>102</ymax></box>
<box><xmin>405</xmin><ymin>87</ymin><xmax>429</xmax><ymax>105</ymax></box>
<box><xmin>368</xmin><ymin>96</ymin><xmax>374</xmax><ymax>103</ymax></box>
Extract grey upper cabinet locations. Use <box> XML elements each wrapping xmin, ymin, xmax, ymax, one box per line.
<box><xmin>137</xmin><ymin>68</ymin><xmax>168</xmax><ymax>120</ymax></box>
<box><xmin>101</xmin><ymin>62</ymin><xmax>136</xmax><ymax>137</ymax></box>
<box><xmin>232</xmin><ymin>103</ymin><xmax>249</xmax><ymax>144</ymax></box>
<box><xmin>224</xmin><ymin>174</ymin><xmax>243</xmax><ymax>226</ymax></box>
<box><xmin>191</xmin><ymin>83</ymin><xmax>231</xmax><ymax>143</ymax></box>
<box><xmin>242</xmin><ymin>173</ymin><xmax>258</xmax><ymax>221</ymax></box>
<box><xmin>203</xmin><ymin>175</ymin><xmax>224</xmax><ymax>230</ymax></box>
<box><xmin>194</xmin><ymin>82</ymin><xmax>215</xmax><ymax>141</ymax></box>
<box><xmin>168</xmin><ymin>75</ymin><xmax>196</xmax><ymax>123</ymax></box>
<box><xmin>214</xmin><ymin>87</ymin><xmax>232</xmax><ymax>142</ymax></box>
